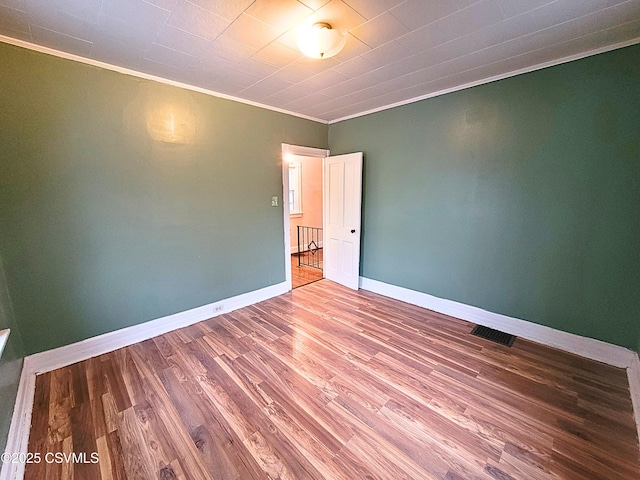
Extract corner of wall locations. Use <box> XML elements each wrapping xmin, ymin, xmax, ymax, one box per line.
<box><xmin>627</xmin><ymin>352</ymin><xmax>640</xmax><ymax>454</ymax></box>
<box><xmin>0</xmin><ymin>255</ymin><xmax>25</xmax><ymax>457</ymax></box>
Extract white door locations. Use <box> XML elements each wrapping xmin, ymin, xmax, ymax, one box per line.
<box><xmin>323</xmin><ymin>152</ymin><xmax>363</xmax><ymax>290</ymax></box>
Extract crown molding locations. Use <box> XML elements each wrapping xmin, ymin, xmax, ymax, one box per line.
<box><xmin>1</xmin><ymin>34</ymin><xmax>639</xmax><ymax>127</ymax></box>
<box><xmin>0</xmin><ymin>35</ymin><xmax>328</xmax><ymax>125</ymax></box>
<box><xmin>329</xmin><ymin>37</ymin><xmax>640</xmax><ymax>124</ymax></box>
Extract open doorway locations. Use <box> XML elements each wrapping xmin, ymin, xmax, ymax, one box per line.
<box><xmin>289</xmin><ymin>155</ymin><xmax>323</xmax><ymax>288</ymax></box>
<box><xmin>282</xmin><ymin>144</ymin><xmax>329</xmax><ymax>291</ymax></box>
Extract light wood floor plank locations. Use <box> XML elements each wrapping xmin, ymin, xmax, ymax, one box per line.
<box><xmin>24</xmin><ymin>280</ymin><xmax>640</xmax><ymax>479</ymax></box>
<box><xmin>291</xmin><ymin>253</ymin><xmax>323</xmax><ymax>289</ymax></box>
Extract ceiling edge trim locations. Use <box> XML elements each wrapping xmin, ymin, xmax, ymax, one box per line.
<box><xmin>0</xmin><ymin>35</ymin><xmax>329</xmax><ymax>125</ymax></box>
<box><xmin>328</xmin><ymin>36</ymin><xmax>640</xmax><ymax>124</ymax></box>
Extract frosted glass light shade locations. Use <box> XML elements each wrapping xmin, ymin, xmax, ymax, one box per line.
<box><xmin>297</xmin><ymin>22</ymin><xmax>346</xmax><ymax>59</ymax></box>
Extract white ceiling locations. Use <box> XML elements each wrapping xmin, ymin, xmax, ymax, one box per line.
<box><xmin>0</xmin><ymin>0</ymin><xmax>638</xmax><ymax>122</ymax></box>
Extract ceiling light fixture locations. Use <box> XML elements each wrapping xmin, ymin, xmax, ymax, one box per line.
<box><xmin>296</xmin><ymin>22</ymin><xmax>346</xmax><ymax>59</ymax></box>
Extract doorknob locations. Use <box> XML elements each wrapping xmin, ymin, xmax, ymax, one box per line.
<box><xmin>351</xmin><ymin>229</ymin><xmax>356</xmax><ymax>233</ymax></box>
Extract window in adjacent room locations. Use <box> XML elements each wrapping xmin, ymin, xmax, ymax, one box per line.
<box><xmin>289</xmin><ymin>161</ymin><xmax>302</xmax><ymax>216</ymax></box>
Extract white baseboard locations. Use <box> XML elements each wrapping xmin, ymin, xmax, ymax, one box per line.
<box><xmin>0</xmin><ymin>358</ymin><xmax>35</xmax><ymax>480</ymax></box>
<box><xmin>628</xmin><ymin>353</ymin><xmax>640</xmax><ymax>445</ymax></box>
<box><xmin>3</xmin><ymin>276</ymin><xmax>638</xmax><ymax>480</ymax></box>
<box><xmin>359</xmin><ymin>276</ymin><xmax>640</xmax><ymax>452</ymax></box>
<box><xmin>359</xmin><ymin>277</ymin><xmax>635</xmax><ymax>368</ymax></box>
<box><xmin>0</xmin><ymin>281</ymin><xmax>289</xmax><ymax>480</ymax></box>
<box><xmin>26</xmin><ymin>281</ymin><xmax>288</xmax><ymax>375</ymax></box>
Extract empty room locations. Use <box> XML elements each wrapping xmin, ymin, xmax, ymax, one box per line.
<box><xmin>1</xmin><ymin>1</ymin><xmax>639</xmax><ymax>479</ymax></box>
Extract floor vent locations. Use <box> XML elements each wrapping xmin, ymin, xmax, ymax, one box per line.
<box><xmin>471</xmin><ymin>325</ymin><xmax>516</xmax><ymax>347</ymax></box>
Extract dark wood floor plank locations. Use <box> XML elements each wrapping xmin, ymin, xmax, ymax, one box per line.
<box><xmin>104</xmin><ymin>429</ymin><xmax>130</xmax><ymax>480</ymax></box>
<box><xmin>28</xmin><ymin>372</ymin><xmax>51</xmax><ymax>443</ymax></box>
<box><xmin>23</xmin><ymin>279</ymin><xmax>640</xmax><ymax>480</ymax></box>
<box><xmin>24</xmin><ymin>373</ymin><xmax>51</xmax><ymax>480</ymax></box>
<box><xmin>131</xmin><ymin>339</ymin><xmax>170</xmax><ymax>377</ymax></box>
<box><xmin>47</xmin><ymin>367</ymin><xmax>74</xmax><ymax>444</ymax></box>
<box><xmin>70</xmin><ymin>400</ymin><xmax>101</xmax><ymax>480</ymax></box>
<box><xmin>131</xmin><ymin>399</ymin><xmax>180</xmax><ymax>475</ymax></box>
<box><xmin>118</xmin><ymin>349</ymin><xmax>147</xmax><ymax>408</ymax></box>
<box><xmin>113</xmin><ymin>407</ymin><xmax>158</xmax><ymax>480</ymax></box>
<box><xmin>101</xmin><ymin>356</ymin><xmax>132</xmax><ymax>413</ymax></box>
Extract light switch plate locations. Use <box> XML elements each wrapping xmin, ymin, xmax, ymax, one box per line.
<box><xmin>271</xmin><ymin>196</ymin><xmax>278</xmax><ymax>207</ymax></box>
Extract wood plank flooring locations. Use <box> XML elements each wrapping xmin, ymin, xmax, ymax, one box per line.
<box><xmin>25</xmin><ymin>280</ymin><xmax>640</xmax><ymax>479</ymax></box>
<box><xmin>291</xmin><ymin>253</ymin><xmax>323</xmax><ymax>289</ymax></box>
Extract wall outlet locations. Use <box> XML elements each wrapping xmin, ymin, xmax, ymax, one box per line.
<box><xmin>213</xmin><ymin>304</ymin><xmax>224</xmax><ymax>313</ymax></box>
<box><xmin>271</xmin><ymin>196</ymin><xmax>278</xmax><ymax>207</ymax></box>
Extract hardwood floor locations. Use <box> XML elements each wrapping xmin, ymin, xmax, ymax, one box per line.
<box><xmin>25</xmin><ymin>280</ymin><xmax>640</xmax><ymax>479</ymax></box>
<box><xmin>291</xmin><ymin>252</ymin><xmax>323</xmax><ymax>289</ymax></box>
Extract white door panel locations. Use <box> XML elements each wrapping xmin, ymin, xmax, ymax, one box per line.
<box><xmin>323</xmin><ymin>152</ymin><xmax>363</xmax><ymax>290</ymax></box>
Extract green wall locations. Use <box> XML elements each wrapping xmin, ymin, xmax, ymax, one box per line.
<box><xmin>330</xmin><ymin>44</ymin><xmax>640</xmax><ymax>350</ymax></box>
<box><xmin>1</xmin><ymin>30</ymin><xmax>637</xmax><ymax>463</ymax></box>
<box><xmin>0</xmin><ymin>255</ymin><xmax>24</xmax><ymax>455</ymax></box>
<box><xmin>0</xmin><ymin>40</ymin><xmax>638</xmax><ymax>360</ymax></box>
<box><xmin>0</xmin><ymin>42</ymin><xmax>327</xmax><ymax>355</ymax></box>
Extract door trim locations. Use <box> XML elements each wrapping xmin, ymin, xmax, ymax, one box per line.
<box><xmin>281</xmin><ymin>144</ymin><xmax>330</xmax><ymax>292</ymax></box>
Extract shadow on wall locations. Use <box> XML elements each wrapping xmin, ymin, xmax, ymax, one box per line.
<box><xmin>0</xmin><ymin>256</ymin><xmax>25</xmax><ymax>455</ymax></box>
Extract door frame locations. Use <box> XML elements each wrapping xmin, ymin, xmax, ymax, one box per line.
<box><xmin>281</xmin><ymin>143</ymin><xmax>330</xmax><ymax>292</ymax></box>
